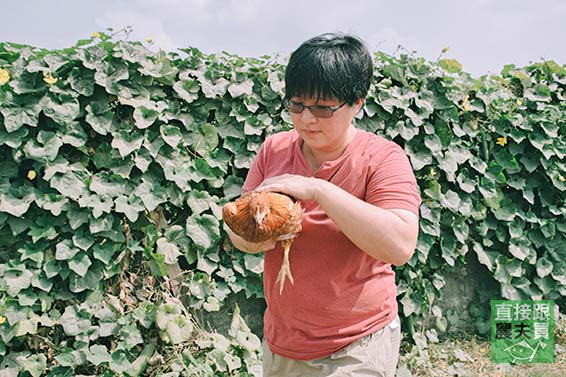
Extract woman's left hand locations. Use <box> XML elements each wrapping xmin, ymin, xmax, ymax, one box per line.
<box><xmin>254</xmin><ymin>174</ymin><xmax>322</xmax><ymax>201</ymax></box>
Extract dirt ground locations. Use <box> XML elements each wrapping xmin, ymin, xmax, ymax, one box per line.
<box><xmin>398</xmin><ymin>314</ymin><xmax>566</xmax><ymax>376</ymax></box>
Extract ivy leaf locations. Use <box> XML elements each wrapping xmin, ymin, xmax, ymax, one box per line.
<box><xmin>160</xmin><ymin>124</ymin><xmax>183</xmax><ymax>147</ymax></box>
<box><xmin>86</xmin><ymin>344</ymin><xmax>112</xmax><ymax>366</ymax></box>
<box><xmin>4</xmin><ymin>266</ymin><xmax>33</xmax><ymax>296</ymax></box>
<box><xmin>134</xmin><ymin>180</ymin><xmax>166</xmax><ymax>211</ymax></box>
<box><xmin>111</xmin><ymin>130</ymin><xmax>144</xmax><ymax>157</ymax></box>
<box><xmin>156</xmin><ymin>238</ymin><xmax>182</xmax><ymax>265</ymax></box>
<box><xmin>90</xmin><ymin>172</ymin><xmax>127</xmax><ymax>197</ymax></box>
<box><xmin>23</xmin><ymin>131</ymin><xmax>63</xmax><ymax>162</ymax></box>
<box><xmin>50</xmin><ymin>169</ymin><xmax>89</xmax><ymax>200</ymax></box>
<box><xmin>22</xmin><ymin>354</ymin><xmax>47</xmax><ymax>377</ymax></box>
<box><xmin>536</xmin><ymin>257</ymin><xmax>553</xmax><ymax>278</ymax></box>
<box><xmin>0</xmin><ymin>185</ymin><xmax>36</xmax><ymax>216</ymax></box>
<box><xmin>55</xmin><ymin>239</ymin><xmax>80</xmax><ymax>260</ymax></box>
<box><xmin>244</xmin><ymin>254</ymin><xmax>263</xmax><ymax>274</ymax></box>
<box><xmin>133</xmin><ymin>106</ymin><xmax>158</xmax><ymax>129</ymax></box>
<box><xmin>187</xmin><ymin>190</ymin><xmax>213</xmax><ymax>215</ymax></box>
<box><xmin>508</xmin><ymin>238</ymin><xmax>531</xmax><ymax>261</ymax></box>
<box><xmin>59</xmin><ymin>305</ymin><xmax>91</xmax><ymax>336</ymax></box>
<box><xmin>114</xmin><ymin>195</ymin><xmax>145</xmax><ymax>222</ymax></box>
<box><xmin>190</xmin><ymin>123</ymin><xmax>219</xmax><ymax>156</ymax></box>
<box><xmin>68</xmin><ymin>254</ymin><xmax>92</xmax><ymax>277</ymax></box>
<box><xmin>228</xmin><ymin>79</ymin><xmax>253</xmax><ymax>98</ymax></box>
<box><xmin>86</xmin><ymin>104</ymin><xmax>114</xmax><ymax>135</ymax></box>
<box><xmin>0</xmin><ymin>100</ymin><xmax>42</xmax><ymax>133</ymax></box>
<box><xmin>186</xmin><ymin>214</ymin><xmax>220</xmax><ymax>250</ymax></box>
<box><xmin>173</xmin><ymin>79</ymin><xmax>199</xmax><ymax>103</ymax></box>
<box><xmin>165</xmin><ymin>315</ymin><xmax>194</xmax><ymax>344</ymax></box>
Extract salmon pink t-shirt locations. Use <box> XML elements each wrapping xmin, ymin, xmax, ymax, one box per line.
<box><xmin>242</xmin><ymin>128</ymin><xmax>421</xmax><ymax>361</ymax></box>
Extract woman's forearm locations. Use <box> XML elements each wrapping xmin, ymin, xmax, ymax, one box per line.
<box><xmin>313</xmin><ymin>179</ymin><xmax>418</xmax><ymax>265</ymax></box>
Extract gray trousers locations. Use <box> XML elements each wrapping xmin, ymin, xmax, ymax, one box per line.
<box><xmin>262</xmin><ymin>316</ymin><xmax>401</xmax><ymax>377</ymax></box>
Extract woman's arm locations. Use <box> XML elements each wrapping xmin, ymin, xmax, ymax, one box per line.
<box><xmin>255</xmin><ymin>175</ymin><xmax>419</xmax><ymax>266</ymax></box>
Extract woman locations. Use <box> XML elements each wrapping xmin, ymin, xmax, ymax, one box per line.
<box><xmin>227</xmin><ymin>32</ymin><xmax>421</xmax><ymax>377</ymax></box>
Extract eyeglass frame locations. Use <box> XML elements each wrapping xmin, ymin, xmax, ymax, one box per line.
<box><xmin>284</xmin><ymin>98</ymin><xmax>347</xmax><ymax>118</ymax></box>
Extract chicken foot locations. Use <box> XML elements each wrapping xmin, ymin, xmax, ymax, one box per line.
<box><xmin>276</xmin><ymin>238</ymin><xmax>294</xmax><ymax>294</ymax></box>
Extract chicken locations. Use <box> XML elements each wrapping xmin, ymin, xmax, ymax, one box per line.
<box><xmin>222</xmin><ymin>191</ymin><xmax>303</xmax><ymax>294</ymax></box>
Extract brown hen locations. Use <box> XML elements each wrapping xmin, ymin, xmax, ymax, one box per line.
<box><xmin>222</xmin><ymin>191</ymin><xmax>303</xmax><ymax>293</ymax></box>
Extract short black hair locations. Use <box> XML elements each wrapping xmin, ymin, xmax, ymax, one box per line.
<box><xmin>285</xmin><ymin>33</ymin><xmax>373</xmax><ymax>105</ymax></box>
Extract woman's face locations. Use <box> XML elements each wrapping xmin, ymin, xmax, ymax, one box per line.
<box><xmin>289</xmin><ymin>96</ymin><xmax>361</xmax><ymax>154</ymax></box>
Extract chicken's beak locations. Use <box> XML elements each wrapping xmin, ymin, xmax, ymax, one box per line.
<box><xmin>253</xmin><ymin>203</ymin><xmax>269</xmax><ymax>228</ymax></box>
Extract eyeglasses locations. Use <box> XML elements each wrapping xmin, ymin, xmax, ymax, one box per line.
<box><xmin>285</xmin><ymin>99</ymin><xmax>346</xmax><ymax>118</ymax></box>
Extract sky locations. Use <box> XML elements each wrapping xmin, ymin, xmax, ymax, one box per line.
<box><xmin>2</xmin><ymin>0</ymin><xmax>566</xmax><ymax>77</ymax></box>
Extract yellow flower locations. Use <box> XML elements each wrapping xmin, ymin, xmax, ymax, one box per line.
<box><xmin>27</xmin><ymin>170</ymin><xmax>36</xmax><ymax>180</ymax></box>
<box><xmin>516</xmin><ymin>99</ymin><xmax>523</xmax><ymax>106</ymax></box>
<box><xmin>92</xmin><ymin>32</ymin><xmax>101</xmax><ymax>38</ymax></box>
<box><xmin>145</xmin><ymin>37</ymin><xmax>153</xmax><ymax>43</ymax></box>
<box><xmin>560</xmin><ymin>175</ymin><xmax>565</xmax><ymax>182</ymax></box>
<box><xmin>43</xmin><ymin>73</ymin><xmax>58</xmax><ymax>85</ymax></box>
<box><xmin>0</xmin><ymin>68</ymin><xmax>10</xmax><ymax>85</ymax></box>
<box><xmin>0</xmin><ymin>316</ymin><xmax>5</xmax><ymax>325</ymax></box>
<box><xmin>442</xmin><ymin>46</ymin><xmax>450</xmax><ymax>53</ymax></box>
<box><xmin>462</xmin><ymin>95</ymin><xmax>472</xmax><ymax>111</ymax></box>
<box><xmin>496</xmin><ymin>136</ymin><xmax>508</xmax><ymax>146</ymax></box>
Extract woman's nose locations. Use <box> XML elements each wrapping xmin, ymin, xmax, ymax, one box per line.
<box><xmin>299</xmin><ymin>107</ymin><xmax>317</xmax><ymax>123</ymax></box>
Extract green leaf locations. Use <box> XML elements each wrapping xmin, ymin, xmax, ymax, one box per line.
<box><xmin>86</xmin><ymin>344</ymin><xmax>112</xmax><ymax>366</ymax></box>
<box><xmin>68</xmin><ymin>254</ymin><xmax>92</xmax><ymax>277</ymax></box>
<box><xmin>40</xmin><ymin>94</ymin><xmax>80</xmax><ymax>126</ymax></box>
<box><xmin>191</xmin><ymin>123</ymin><xmax>219</xmax><ymax>156</ymax></box>
<box><xmin>228</xmin><ymin>79</ymin><xmax>253</xmax><ymax>98</ymax></box>
<box><xmin>165</xmin><ymin>315</ymin><xmax>193</xmax><ymax>344</ymax></box>
<box><xmin>59</xmin><ymin>305</ymin><xmax>91</xmax><ymax>336</ymax></box>
<box><xmin>439</xmin><ymin>58</ymin><xmax>462</xmax><ymax>73</ymax></box>
<box><xmin>536</xmin><ymin>257</ymin><xmax>553</xmax><ymax>278</ymax></box>
<box><xmin>114</xmin><ymin>194</ymin><xmax>145</xmax><ymax>222</ymax></box>
<box><xmin>22</xmin><ymin>354</ymin><xmax>47</xmax><ymax>377</ymax></box>
<box><xmin>508</xmin><ymin>238</ymin><xmax>531</xmax><ymax>261</ymax></box>
<box><xmin>186</xmin><ymin>214</ymin><xmax>220</xmax><ymax>250</ymax></box>
<box><xmin>244</xmin><ymin>254</ymin><xmax>263</xmax><ymax>274</ymax></box>
<box><xmin>187</xmin><ymin>190</ymin><xmax>213</xmax><ymax>215</ymax></box>
<box><xmin>89</xmin><ymin>172</ymin><xmax>127</xmax><ymax>197</ymax></box>
<box><xmin>134</xmin><ymin>181</ymin><xmax>166</xmax><ymax>211</ymax></box>
<box><xmin>156</xmin><ymin>238</ymin><xmax>182</xmax><ymax>265</ymax></box>
<box><xmin>4</xmin><ymin>266</ymin><xmax>33</xmax><ymax>296</ymax></box>
<box><xmin>173</xmin><ymin>79</ymin><xmax>199</xmax><ymax>103</ymax></box>
<box><xmin>111</xmin><ymin>130</ymin><xmax>144</xmax><ymax>157</ymax></box>
<box><xmin>23</xmin><ymin>131</ymin><xmax>63</xmax><ymax>162</ymax></box>
<box><xmin>0</xmin><ymin>99</ymin><xmax>42</xmax><ymax>133</ymax></box>
<box><xmin>50</xmin><ymin>169</ymin><xmax>89</xmax><ymax>200</ymax></box>
<box><xmin>0</xmin><ymin>185</ymin><xmax>35</xmax><ymax>216</ymax></box>
<box><xmin>160</xmin><ymin>124</ymin><xmax>183</xmax><ymax>147</ymax></box>
<box><xmin>68</xmin><ymin>66</ymin><xmax>95</xmax><ymax>96</ymax></box>
<box><xmin>55</xmin><ymin>239</ymin><xmax>80</xmax><ymax>260</ymax></box>
<box><xmin>133</xmin><ymin>106</ymin><xmax>158</xmax><ymax>129</ymax></box>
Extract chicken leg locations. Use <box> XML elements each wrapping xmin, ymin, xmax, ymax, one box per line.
<box><xmin>276</xmin><ymin>238</ymin><xmax>294</xmax><ymax>294</ymax></box>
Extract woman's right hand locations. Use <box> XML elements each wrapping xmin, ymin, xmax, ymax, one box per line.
<box><xmin>225</xmin><ymin>227</ymin><xmax>277</xmax><ymax>254</ymax></box>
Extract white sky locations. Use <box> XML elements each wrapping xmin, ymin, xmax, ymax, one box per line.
<box><xmin>2</xmin><ymin>0</ymin><xmax>565</xmax><ymax>77</ymax></box>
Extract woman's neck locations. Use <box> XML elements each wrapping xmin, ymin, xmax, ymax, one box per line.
<box><xmin>302</xmin><ymin>127</ymin><xmax>358</xmax><ymax>172</ymax></box>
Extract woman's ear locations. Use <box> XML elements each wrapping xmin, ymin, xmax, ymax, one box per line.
<box><xmin>355</xmin><ymin>98</ymin><xmax>364</xmax><ymax>113</ymax></box>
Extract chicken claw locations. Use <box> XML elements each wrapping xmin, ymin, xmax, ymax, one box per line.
<box><xmin>276</xmin><ymin>239</ymin><xmax>295</xmax><ymax>294</ymax></box>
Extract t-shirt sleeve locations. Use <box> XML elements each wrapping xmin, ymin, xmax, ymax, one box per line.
<box><xmin>365</xmin><ymin>142</ymin><xmax>421</xmax><ymax>215</ymax></box>
<box><xmin>242</xmin><ymin>138</ymin><xmax>269</xmax><ymax>193</ymax></box>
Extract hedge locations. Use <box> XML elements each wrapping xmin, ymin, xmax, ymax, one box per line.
<box><xmin>0</xmin><ymin>32</ymin><xmax>564</xmax><ymax>375</ymax></box>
